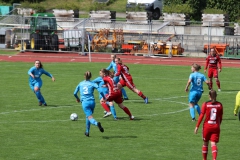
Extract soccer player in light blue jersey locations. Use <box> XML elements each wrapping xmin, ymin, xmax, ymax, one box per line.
<box><xmin>74</xmin><ymin>71</ymin><xmax>104</xmax><ymax>137</ymax></box>
<box><xmin>185</xmin><ymin>63</ymin><xmax>210</xmax><ymax>121</ymax></box>
<box><xmin>28</xmin><ymin>60</ymin><xmax>55</xmax><ymax>106</ymax></box>
<box><xmin>106</xmin><ymin>54</ymin><xmax>129</xmax><ymax>100</ymax></box>
<box><xmin>92</xmin><ymin>73</ymin><xmax>117</xmax><ymax>119</ymax></box>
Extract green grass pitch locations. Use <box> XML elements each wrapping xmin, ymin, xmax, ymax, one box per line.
<box><xmin>0</xmin><ymin>61</ymin><xmax>239</xmax><ymax>160</ymax></box>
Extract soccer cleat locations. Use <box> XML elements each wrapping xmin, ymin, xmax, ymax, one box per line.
<box><xmin>103</xmin><ymin>112</ymin><xmax>112</xmax><ymax>118</ymax></box>
<box><xmin>192</xmin><ymin>118</ymin><xmax>196</xmax><ymax>121</ymax></box>
<box><xmin>97</xmin><ymin>122</ymin><xmax>104</xmax><ymax>132</ymax></box>
<box><xmin>218</xmin><ymin>89</ymin><xmax>221</xmax><ymax>92</ymax></box>
<box><xmin>43</xmin><ymin>103</ymin><xmax>47</xmax><ymax>106</ymax></box>
<box><xmin>85</xmin><ymin>132</ymin><xmax>89</xmax><ymax>137</ymax></box>
<box><xmin>144</xmin><ymin>97</ymin><xmax>148</xmax><ymax>104</ymax></box>
<box><xmin>234</xmin><ymin>113</ymin><xmax>237</xmax><ymax>116</ymax></box>
<box><xmin>114</xmin><ymin>117</ymin><xmax>118</xmax><ymax>121</ymax></box>
<box><xmin>124</xmin><ymin>97</ymin><xmax>129</xmax><ymax>100</ymax></box>
<box><xmin>39</xmin><ymin>102</ymin><xmax>42</xmax><ymax>106</ymax></box>
<box><xmin>130</xmin><ymin>115</ymin><xmax>135</xmax><ymax>120</ymax></box>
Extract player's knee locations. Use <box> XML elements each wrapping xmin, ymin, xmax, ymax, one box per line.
<box><xmin>34</xmin><ymin>87</ymin><xmax>39</xmax><ymax>92</ymax></box>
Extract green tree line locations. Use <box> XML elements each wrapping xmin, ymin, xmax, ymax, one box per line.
<box><xmin>164</xmin><ymin>0</ymin><xmax>240</xmax><ymax>22</ymax></box>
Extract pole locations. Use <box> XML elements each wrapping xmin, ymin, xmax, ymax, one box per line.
<box><xmin>88</xmin><ymin>34</ymin><xmax>91</xmax><ymax>62</ymax></box>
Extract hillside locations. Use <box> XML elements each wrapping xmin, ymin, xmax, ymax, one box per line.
<box><xmin>19</xmin><ymin>0</ymin><xmax>127</xmax><ymax>13</ymax></box>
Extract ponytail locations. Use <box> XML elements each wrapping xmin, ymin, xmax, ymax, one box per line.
<box><xmin>84</xmin><ymin>71</ymin><xmax>92</xmax><ymax>80</ymax></box>
<box><xmin>209</xmin><ymin>90</ymin><xmax>217</xmax><ymax>103</ymax></box>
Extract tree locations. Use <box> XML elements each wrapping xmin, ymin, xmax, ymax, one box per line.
<box><xmin>164</xmin><ymin>0</ymin><xmax>240</xmax><ymax>21</ymax></box>
<box><xmin>207</xmin><ymin>0</ymin><xmax>240</xmax><ymax>22</ymax></box>
<box><xmin>187</xmin><ymin>0</ymin><xmax>206</xmax><ymax>20</ymax></box>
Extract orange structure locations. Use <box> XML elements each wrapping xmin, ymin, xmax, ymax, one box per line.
<box><xmin>203</xmin><ymin>43</ymin><xmax>229</xmax><ymax>56</ymax></box>
<box><xmin>91</xmin><ymin>29</ymin><xmax>124</xmax><ymax>51</ymax></box>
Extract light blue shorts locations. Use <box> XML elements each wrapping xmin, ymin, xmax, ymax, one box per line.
<box><xmin>189</xmin><ymin>90</ymin><xmax>202</xmax><ymax>104</ymax></box>
<box><xmin>81</xmin><ymin>100</ymin><xmax>95</xmax><ymax>117</ymax></box>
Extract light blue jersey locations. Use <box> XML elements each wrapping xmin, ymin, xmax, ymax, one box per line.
<box><xmin>28</xmin><ymin>66</ymin><xmax>52</xmax><ymax>90</ymax></box>
<box><xmin>74</xmin><ymin>80</ymin><xmax>98</xmax><ymax>102</ymax></box>
<box><xmin>74</xmin><ymin>79</ymin><xmax>104</xmax><ymax>135</ymax></box>
<box><xmin>189</xmin><ymin>72</ymin><xmax>207</xmax><ymax>92</ymax></box>
<box><xmin>106</xmin><ymin>60</ymin><xmax>117</xmax><ymax>73</ymax></box>
<box><xmin>92</xmin><ymin>77</ymin><xmax>108</xmax><ymax>100</ymax></box>
<box><xmin>188</xmin><ymin>71</ymin><xmax>207</xmax><ymax>120</ymax></box>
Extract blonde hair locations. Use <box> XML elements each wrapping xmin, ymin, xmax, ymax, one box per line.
<box><xmin>192</xmin><ymin>63</ymin><xmax>201</xmax><ymax>71</ymax></box>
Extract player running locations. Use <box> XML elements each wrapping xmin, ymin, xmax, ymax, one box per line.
<box><xmin>106</xmin><ymin>54</ymin><xmax>129</xmax><ymax>100</ymax></box>
<box><xmin>92</xmin><ymin>72</ymin><xmax>117</xmax><ymax>119</ymax></box>
<box><xmin>100</xmin><ymin>68</ymin><xmax>134</xmax><ymax>120</ymax></box>
<box><xmin>114</xmin><ymin>57</ymin><xmax>148</xmax><ymax>104</ymax></box>
<box><xmin>74</xmin><ymin>71</ymin><xmax>104</xmax><ymax>137</ymax></box>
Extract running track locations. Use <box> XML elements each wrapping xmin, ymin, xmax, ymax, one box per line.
<box><xmin>1</xmin><ymin>52</ymin><xmax>240</xmax><ymax>67</ymax></box>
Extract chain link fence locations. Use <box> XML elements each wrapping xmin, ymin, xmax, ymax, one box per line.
<box><xmin>0</xmin><ymin>15</ymin><xmax>239</xmax><ymax>57</ymax></box>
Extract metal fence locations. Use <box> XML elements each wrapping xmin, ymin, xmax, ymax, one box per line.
<box><xmin>0</xmin><ymin>15</ymin><xmax>239</xmax><ymax>57</ymax></box>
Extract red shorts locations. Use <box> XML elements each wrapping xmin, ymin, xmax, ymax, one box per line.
<box><xmin>119</xmin><ymin>77</ymin><xmax>135</xmax><ymax>90</ymax></box>
<box><xmin>208</xmin><ymin>68</ymin><xmax>218</xmax><ymax>78</ymax></box>
<box><xmin>202</xmin><ymin>126</ymin><xmax>220</xmax><ymax>143</ymax></box>
<box><xmin>105</xmin><ymin>90</ymin><xmax>123</xmax><ymax>104</ymax></box>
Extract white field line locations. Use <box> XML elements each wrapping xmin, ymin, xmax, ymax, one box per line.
<box><xmin>0</xmin><ymin>91</ymin><xmax>236</xmax><ymax>123</ymax></box>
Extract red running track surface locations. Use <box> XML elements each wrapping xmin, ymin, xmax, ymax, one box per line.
<box><xmin>0</xmin><ymin>51</ymin><xmax>240</xmax><ymax>68</ymax></box>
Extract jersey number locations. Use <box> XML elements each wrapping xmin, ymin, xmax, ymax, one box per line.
<box><xmin>197</xmin><ymin>78</ymin><xmax>201</xmax><ymax>86</ymax></box>
<box><xmin>83</xmin><ymin>86</ymin><xmax>88</xmax><ymax>94</ymax></box>
<box><xmin>207</xmin><ymin>108</ymin><xmax>217</xmax><ymax>124</ymax></box>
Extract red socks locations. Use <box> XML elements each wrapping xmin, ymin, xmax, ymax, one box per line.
<box><xmin>122</xmin><ymin>106</ymin><xmax>132</xmax><ymax>116</ymax></box>
<box><xmin>202</xmin><ymin>145</ymin><xmax>208</xmax><ymax>160</ymax></box>
<box><xmin>202</xmin><ymin>145</ymin><xmax>218</xmax><ymax>160</ymax></box>
<box><xmin>137</xmin><ymin>91</ymin><xmax>146</xmax><ymax>99</ymax></box>
<box><xmin>101</xmin><ymin>102</ymin><xmax>110</xmax><ymax>112</ymax></box>
<box><xmin>216</xmin><ymin>80</ymin><xmax>221</xmax><ymax>89</ymax></box>
<box><xmin>212</xmin><ymin>145</ymin><xmax>218</xmax><ymax>160</ymax></box>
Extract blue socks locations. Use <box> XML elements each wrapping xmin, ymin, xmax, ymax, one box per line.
<box><xmin>190</xmin><ymin>104</ymin><xmax>201</xmax><ymax>119</ymax></box>
<box><xmin>194</xmin><ymin>104</ymin><xmax>201</xmax><ymax>115</ymax></box>
<box><xmin>85</xmin><ymin>117</ymin><xmax>90</xmax><ymax>133</ymax></box>
<box><xmin>89</xmin><ymin>118</ymin><xmax>98</xmax><ymax>126</ymax></box>
<box><xmin>190</xmin><ymin>107</ymin><xmax>195</xmax><ymax>119</ymax></box>
<box><xmin>110</xmin><ymin>105</ymin><xmax>117</xmax><ymax>118</ymax></box>
<box><xmin>121</xmin><ymin>88</ymin><xmax>128</xmax><ymax>99</ymax></box>
<box><xmin>35</xmin><ymin>90</ymin><xmax>45</xmax><ymax>104</ymax></box>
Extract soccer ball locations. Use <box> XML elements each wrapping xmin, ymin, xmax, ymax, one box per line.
<box><xmin>70</xmin><ymin>113</ymin><xmax>78</xmax><ymax>121</ymax></box>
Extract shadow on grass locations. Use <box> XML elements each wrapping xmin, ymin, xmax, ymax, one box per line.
<box><xmin>102</xmin><ymin>135</ymin><xmax>137</xmax><ymax>139</ymax></box>
<box><xmin>222</xmin><ymin>118</ymin><xmax>238</xmax><ymax>120</ymax></box>
<box><xmin>113</xmin><ymin>117</ymin><xmax>143</xmax><ymax>121</ymax></box>
<box><xmin>41</xmin><ymin>105</ymin><xmax>74</xmax><ymax>107</ymax></box>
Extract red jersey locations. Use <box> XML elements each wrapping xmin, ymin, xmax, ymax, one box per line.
<box><xmin>205</xmin><ymin>55</ymin><xmax>222</xmax><ymax>69</ymax></box>
<box><xmin>196</xmin><ymin>101</ymin><xmax>223</xmax><ymax>129</ymax></box>
<box><xmin>102</xmin><ymin>75</ymin><xmax>123</xmax><ymax>103</ymax></box>
<box><xmin>115</xmin><ymin>63</ymin><xmax>132</xmax><ymax>81</ymax></box>
<box><xmin>102</xmin><ymin>75</ymin><xmax>118</xmax><ymax>95</ymax></box>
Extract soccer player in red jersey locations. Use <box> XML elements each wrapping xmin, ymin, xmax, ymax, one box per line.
<box><xmin>99</xmin><ymin>68</ymin><xmax>134</xmax><ymax>120</ymax></box>
<box><xmin>204</xmin><ymin>48</ymin><xmax>222</xmax><ymax>91</ymax></box>
<box><xmin>194</xmin><ymin>90</ymin><xmax>223</xmax><ymax>160</ymax></box>
<box><xmin>114</xmin><ymin>57</ymin><xmax>148</xmax><ymax>104</ymax></box>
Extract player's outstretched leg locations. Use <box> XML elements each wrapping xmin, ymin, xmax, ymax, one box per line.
<box><xmin>97</xmin><ymin>122</ymin><xmax>104</xmax><ymax>132</ymax></box>
<box><xmin>85</xmin><ymin>117</ymin><xmax>90</xmax><ymax>137</ymax></box>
